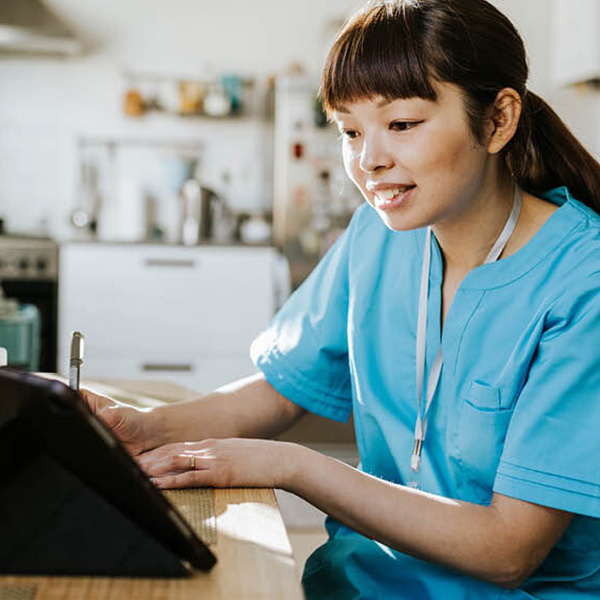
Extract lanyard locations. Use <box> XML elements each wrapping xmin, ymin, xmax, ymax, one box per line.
<box><xmin>408</xmin><ymin>186</ymin><xmax>523</xmax><ymax>488</ymax></box>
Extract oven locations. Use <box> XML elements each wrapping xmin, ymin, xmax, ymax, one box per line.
<box><xmin>0</xmin><ymin>236</ymin><xmax>58</xmax><ymax>372</ymax></box>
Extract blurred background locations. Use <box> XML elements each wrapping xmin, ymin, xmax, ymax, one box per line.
<box><xmin>0</xmin><ymin>0</ymin><xmax>599</xmax><ymax>576</ymax></box>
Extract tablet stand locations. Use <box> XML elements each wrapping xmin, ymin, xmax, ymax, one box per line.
<box><xmin>0</xmin><ymin>421</ymin><xmax>189</xmax><ymax>577</ymax></box>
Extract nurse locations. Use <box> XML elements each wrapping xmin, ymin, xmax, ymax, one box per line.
<box><xmin>84</xmin><ymin>0</ymin><xmax>600</xmax><ymax>597</ymax></box>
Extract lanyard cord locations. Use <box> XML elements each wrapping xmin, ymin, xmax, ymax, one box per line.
<box><xmin>410</xmin><ymin>186</ymin><xmax>523</xmax><ymax>480</ymax></box>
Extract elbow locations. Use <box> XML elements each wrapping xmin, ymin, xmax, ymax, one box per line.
<box><xmin>484</xmin><ymin>554</ymin><xmax>538</xmax><ymax>590</ymax></box>
<box><xmin>493</xmin><ymin>571</ymin><xmax>528</xmax><ymax>590</ymax></box>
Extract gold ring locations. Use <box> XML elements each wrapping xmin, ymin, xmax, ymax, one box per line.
<box><xmin>190</xmin><ymin>455</ymin><xmax>196</xmax><ymax>470</ymax></box>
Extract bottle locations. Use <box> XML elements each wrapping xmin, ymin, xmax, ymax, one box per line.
<box><xmin>178</xmin><ymin>80</ymin><xmax>204</xmax><ymax>115</ymax></box>
<box><xmin>124</xmin><ymin>87</ymin><xmax>145</xmax><ymax>117</ymax></box>
<box><xmin>180</xmin><ymin>179</ymin><xmax>202</xmax><ymax>246</ymax></box>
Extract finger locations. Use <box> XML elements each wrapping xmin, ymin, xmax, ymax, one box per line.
<box><xmin>181</xmin><ymin>448</ymin><xmax>216</xmax><ymax>459</ymax></box>
<box><xmin>81</xmin><ymin>389</ymin><xmax>123</xmax><ymax>421</ymax></box>
<box><xmin>138</xmin><ymin>442</ymin><xmax>213</xmax><ymax>466</ymax></box>
<box><xmin>137</xmin><ymin>444</ymin><xmax>183</xmax><ymax>466</ymax></box>
<box><xmin>96</xmin><ymin>404</ymin><xmax>130</xmax><ymax>433</ymax></box>
<box><xmin>152</xmin><ymin>470</ymin><xmax>217</xmax><ymax>489</ymax></box>
<box><xmin>80</xmin><ymin>389</ymin><xmax>107</xmax><ymax>412</ymax></box>
<box><xmin>140</xmin><ymin>452</ymin><xmax>212</xmax><ymax>477</ymax></box>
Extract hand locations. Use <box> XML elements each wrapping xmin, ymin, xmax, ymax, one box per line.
<box><xmin>80</xmin><ymin>389</ymin><xmax>156</xmax><ymax>456</ymax></box>
<box><xmin>137</xmin><ymin>438</ymin><xmax>299</xmax><ymax>490</ymax></box>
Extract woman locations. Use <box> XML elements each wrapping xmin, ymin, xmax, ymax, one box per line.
<box><xmin>84</xmin><ymin>1</ymin><xmax>600</xmax><ymax>597</ymax></box>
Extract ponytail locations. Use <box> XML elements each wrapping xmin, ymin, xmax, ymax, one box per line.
<box><xmin>507</xmin><ymin>91</ymin><xmax>600</xmax><ymax>213</ymax></box>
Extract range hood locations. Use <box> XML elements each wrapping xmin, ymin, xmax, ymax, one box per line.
<box><xmin>0</xmin><ymin>0</ymin><xmax>81</xmax><ymax>56</ymax></box>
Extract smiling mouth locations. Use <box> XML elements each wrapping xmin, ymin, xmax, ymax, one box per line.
<box><xmin>372</xmin><ymin>185</ymin><xmax>416</xmax><ymax>209</ymax></box>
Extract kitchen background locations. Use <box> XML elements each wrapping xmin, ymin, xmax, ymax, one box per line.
<box><xmin>1</xmin><ymin>0</ymin><xmax>599</xmax><ymax>580</ymax></box>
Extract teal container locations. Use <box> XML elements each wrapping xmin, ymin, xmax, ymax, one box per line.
<box><xmin>0</xmin><ymin>304</ymin><xmax>41</xmax><ymax>371</ymax></box>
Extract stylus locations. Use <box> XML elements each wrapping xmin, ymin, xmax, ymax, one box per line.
<box><xmin>69</xmin><ymin>331</ymin><xmax>85</xmax><ymax>390</ymax></box>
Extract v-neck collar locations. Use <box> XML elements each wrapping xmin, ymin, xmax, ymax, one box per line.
<box><xmin>412</xmin><ymin>188</ymin><xmax>596</xmax><ymax>372</ymax></box>
<box><xmin>418</xmin><ymin>189</ymin><xmax>591</xmax><ymax>292</ymax></box>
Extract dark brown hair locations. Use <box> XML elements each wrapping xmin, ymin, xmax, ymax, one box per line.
<box><xmin>320</xmin><ymin>0</ymin><xmax>600</xmax><ymax>212</ymax></box>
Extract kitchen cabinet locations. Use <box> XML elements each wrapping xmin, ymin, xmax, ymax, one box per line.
<box><xmin>58</xmin><ymin>243</ymin><xmax>288</xmax><ymax>393</ymax></box>
<box><xmin>552</xmin><ymin>0</ymin><xmax>600</xmax><ymax>87</ymax></box>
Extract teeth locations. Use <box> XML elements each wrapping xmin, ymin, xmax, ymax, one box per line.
<box><xmin>372</xmin><ymin>185</ymin><xmax>414</xmax><ymax>208</ymax></box>
<box><xmin>377</xmin><ymin>188</ymin><xmax>401</xmax><ymax>200</ymax></box>
<box><xmin>374</xmin><ymin>186</ymin><xmax>412</xmax><ymax>201</ymax></box>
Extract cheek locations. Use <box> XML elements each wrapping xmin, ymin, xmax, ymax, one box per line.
<box><xmin>412</xmin><ymin>127</ymin><xmax>484</xmax><ymax>184</ymax></box>
<box><xmin>342</xmin><ymin>144</ymin><xmax>363</xmax><ymax>185</ymax></box>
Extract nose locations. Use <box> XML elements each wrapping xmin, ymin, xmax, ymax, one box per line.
<box><xmin>359</xmin><ymin>134</ymin><xmax>394</xmax><ymax>173</ymax></box>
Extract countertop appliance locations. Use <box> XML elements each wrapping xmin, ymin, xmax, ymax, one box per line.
<box><xmin>0</xmin><ymin>235</ymin><xmax>58</xmax><ymax>371</ymax></box>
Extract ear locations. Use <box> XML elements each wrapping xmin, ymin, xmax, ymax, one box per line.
<box><xmin>486</xmin><ymin>88</ymin><xmax>522</xmax><ymax>154</ymax></box>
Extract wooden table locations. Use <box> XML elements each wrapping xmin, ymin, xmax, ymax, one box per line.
<box><xmin>0</xmin><ymin>379</ymin><xmax>304</xmax><ymax>600</ymax></box>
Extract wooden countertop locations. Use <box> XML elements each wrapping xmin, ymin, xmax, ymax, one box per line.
<box><xmin>0</xmin><ymin>379</ymin><xmax>304</xmax><ymax>600</ymax></box>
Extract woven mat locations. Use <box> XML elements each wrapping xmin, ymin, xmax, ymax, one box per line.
<box><xmin>0</xmin><ymin>585</ymin><xmax>37</xmax><ymax>600</ymax></box>
<box><xmin>163</xmin><ymin>488</ymin><xmax>217</xmax><ymax>545</ymax></box>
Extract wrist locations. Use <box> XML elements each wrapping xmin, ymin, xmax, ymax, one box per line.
<box><xmin>145</xmin><ymin>403</ymin><xmax>175</xmax><ymax>448</ymax></box>
<box><xmin>277</xmin><ymin>442</ymin><xmax>311</xmax><ymax>491</ymax></box>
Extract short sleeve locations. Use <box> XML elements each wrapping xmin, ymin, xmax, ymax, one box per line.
<box><xmin>250</xmin><ymin>212</ymin><xmax>362</xmax><ymax>422</ymax></box>
<box><xmin>494</xmin><ymin>279</ymin><xmax>600</xmax><ymax>517</ymax></box>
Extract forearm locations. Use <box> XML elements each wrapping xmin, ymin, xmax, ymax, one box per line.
<box><xmin>150</xmin><ymin>373</ymin><xmax>305</xmax><ymax>446</ymax></box>
<box><xmin>284</xmin><ymin>446</ymin><xmax>554</xmax><ymax>588</ymax></box>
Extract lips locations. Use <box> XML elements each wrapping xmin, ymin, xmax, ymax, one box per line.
<box><xmin>372</xmin><ymin>185</ymin><xmax>416</xmax><ymax>210</ymax></box>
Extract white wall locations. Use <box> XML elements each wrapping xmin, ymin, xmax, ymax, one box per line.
<box><xmin>497</xmin><ymin>0</ymin><xmax>600</xmax><ymax>160</ymax></box>
<box><xmin>494</xmin><ymin>0</ymin><xmax>553</xmax><ymax>96</ymax></box>
<box><xmin>0</xmin><ymin>0</ymin><xmax>586</xmax><ymax>236</ymax></box>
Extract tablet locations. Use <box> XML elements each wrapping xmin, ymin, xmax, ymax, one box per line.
<box><xmin>0</xmin><ymin>367</ymin><xmax>216</xmax><ymax>575</ymax></box>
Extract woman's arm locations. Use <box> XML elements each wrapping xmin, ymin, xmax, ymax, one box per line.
<box><xmin>151</xmin><ymin>373</ymin><xmax>306</xmax><ymax>445</ymax></box>
<box><xmin>140</xmin><ymin>440</ymin><xmax>572</xmax><ymax>588</ymax></box>
<box><xmin>286</xmin><ymin>446</ymin><xmax>572</xmax><ymax>589</ymax></box>
<box><xmin>83</xmin><ymin>373</ymin><xmax>306</xmax><ymax>455</ymax></box>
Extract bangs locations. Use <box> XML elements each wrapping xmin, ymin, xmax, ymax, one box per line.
<box><xmin>320</xmin><ymin>2</ymin><xmax>438</xmax><ymax>114</ymax></box>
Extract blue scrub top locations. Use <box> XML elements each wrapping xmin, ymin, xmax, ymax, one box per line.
<box><xmin>251</xmin><ymin>187</ymin><xmax>600</xmax><ymax>599</ymax></box>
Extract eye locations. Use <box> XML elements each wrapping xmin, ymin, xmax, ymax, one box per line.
<box><xmin>339</xmin><ymin>129</ymin><xmax>359</xmax><ymax>140</ymax></box>
<box><xmin>390</xmin><ymin>120</ymin><xmax>423</xmax><ymax>132</ymax></box>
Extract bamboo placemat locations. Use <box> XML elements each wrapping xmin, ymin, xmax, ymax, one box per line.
<box><xmin>0</xmin><ymin>585</ymin><xmax>37</xmax><ymax>600</ymax></box>
<box><xmin>162</xmin><ymin>488</ymin><xmax>217</xmax><ymax>545</ymax></box>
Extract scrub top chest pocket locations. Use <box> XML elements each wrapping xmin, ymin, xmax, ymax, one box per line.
<box><xmin>454</xmin><ymin>381</ymin><xmax>515</xmax><ymax>504</ymax></box>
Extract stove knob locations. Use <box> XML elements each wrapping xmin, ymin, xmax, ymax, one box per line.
<box><xmin>19</xmin><ymin>258</ymin><xmax>30</xmax><ymax>271</ymax></box>
<box><xmin>36</xmin><ymin>257</ymin><xmax>48</xmax><ymax>273</ymax></box>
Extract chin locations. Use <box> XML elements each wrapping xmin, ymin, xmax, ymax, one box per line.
<box><xmin>374</xmin><ymin>208</ymin><xmax>421</xmax><ymax>233</ymax></box>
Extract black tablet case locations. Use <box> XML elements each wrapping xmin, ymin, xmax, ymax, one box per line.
<box><xmin>0</xmin><ymin>368</ymin><xmax>217</xmax><ymax>577</ymax></box>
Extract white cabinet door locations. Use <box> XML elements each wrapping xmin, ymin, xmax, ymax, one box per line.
<box><xmin>58</xmin><ymin>244</ymin><xmax>286</xmax><ymax>392</ymax></box>
<box><xmin>552</xmin><ymin>0</ymin><xmax>600</xmax><ymax>86</ymax></box>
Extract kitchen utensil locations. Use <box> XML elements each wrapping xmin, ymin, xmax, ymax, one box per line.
<box><xmin>179</xmin><ymin>180</ymin><xmax>221</xmax><ymax>244</ymax></box>
<box><xmin>71</xmin><ymin>161</ymin><xmax>101</xmax><ymax>236</ymax></box>
<box><xmin>240</xmin><ymin>214</ymin><xmax>272</xmax><ymax>244</ymax></box>
<box><xmin>180</xmin><ymin>179</ymin><xmax>202</xmax><ymax>246</ymax></box>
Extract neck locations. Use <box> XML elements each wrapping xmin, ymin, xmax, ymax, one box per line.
<box><xmin>431</xmin><ymin>171</ymin><xmax>516</xmax><ymax>275</ymax></box>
